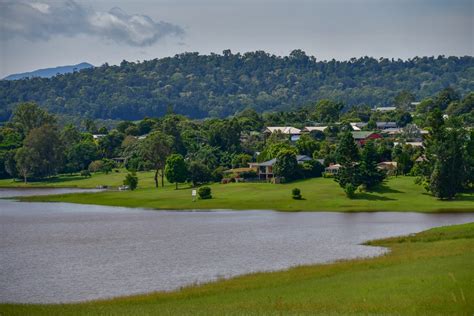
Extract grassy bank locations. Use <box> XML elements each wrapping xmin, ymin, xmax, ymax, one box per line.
<box><xmin>2</xmin><ymin>222</ymin><xmax>473</xmax><ymax>315</ymax></box>
<box><xmin>0</xmin><ymin>170</ymin><xmax>158</xmax><ymax>189</ymax></box>
<box><xmin>13</xmin><ymin>175</ymin><xmax>474</xmax><ymax>212</ymax></box>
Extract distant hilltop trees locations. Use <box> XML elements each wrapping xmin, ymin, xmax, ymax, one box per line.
<box><xmin>0</xmin><ymin>51</ymin><xmax>472</xmax><ymax>121</ymax></box>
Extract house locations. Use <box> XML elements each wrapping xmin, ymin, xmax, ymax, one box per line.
<box><xmin>112</xmin><ymin>157</ymin><xmax>126</xmax><ymax>164</ymax></box>
<box><xmin>376</xmin><ymin>122</ymin><xmax>398</xmax><ymax>129</ymax></box>
<box><xmin>264</xmin><ymin>126</ymin><xmax>301</xmax><ymax>141</ymax></box>
<box><xmin>393</xmin><ymin>141</ymin><xmax>424</xmax><ymax>148</ymax></box>
<box><xmin>301</xmin><ymin>126</ymin><xmax>328</xmax><ymax>133</ymax></box>
<box><xmin>223</xmin><ymin>167</ymin><xmax>257</xmax><ymax>178</ymax></box>
<box><xmin>377</xmin><ymin>161</ymin><xmax>398</xmax><ymax>175</ymax></box>
<box><xmin>92</xmin><ymin>134</ymin><xmax>107</xmax><ymax>140</ymax></box>
<box><xmin>382</xmin><ymin>127</ymin><xmax>403</xmax><ymax>136</ymax></box>
<box><xmin>351</xmin><ymin>131</ymin><xmax>382</xmax><ymax>145</ymax></box>
<box><xmin>350</xmin><ymin>122</ymin><xmax>398</xmax><ymax>130</ymax></box>
<box><xmin>249</xmin><ymin>155</ymin><xmax>312</xmax><ymax>180</ymax></box>
<box><xmin>373</xmin><ymin>106</ymin><xmax>396</xmax><ymax>112</ymax></box>
<box><xmin>350</xmin><ymin>123</ymin><xmax>363</xmax><ymax>131</ymax></box>
<box><xmin>324</xmin><ymin>163</ymin><xmax>341</xmax><ymax>175</ymax></box>
<box><xmin>415</xmin><ymin>155</ymin><xmax>427</xmax><ymax>163</ymax></box>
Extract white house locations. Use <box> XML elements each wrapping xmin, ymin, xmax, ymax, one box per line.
<box><xmin>324</xmin><ymin>164</ymin><xmax>341</xmax><ymax>174</ymax></box>
<box><xmin>249</xmin><ymin>155</ymin><xmax>312</xmax><ymax>180</ymax></box>
<box><xmin>373</xmin><ymin>106</ymin><xmax>397</xmax><ymax>112</ymax></box>
<box><xmin>264</xmin><ymin>126</ymin><xmax>301</xmax><ymax>141</ymax></box>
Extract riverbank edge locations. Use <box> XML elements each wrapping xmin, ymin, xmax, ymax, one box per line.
<box><xmin>12</xmin><ymin>194</ymin><xmax>474</xmax><ymax>213</ymax></box>
<box><xmin>1</xmin><ymin>222</ymin><xmax>473</xmax><ymax>315</ymax></box>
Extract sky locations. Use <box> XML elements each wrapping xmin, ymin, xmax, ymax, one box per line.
<box><xmin>0</xmin><ymin>0</ymin><xmax>473</xmax><ymax>78</ymax></box>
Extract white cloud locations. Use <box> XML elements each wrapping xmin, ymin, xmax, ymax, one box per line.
<box><xmin>0</xmin><ymin>0</ymin><xmax>184</xmax><ymax>46</ymax></box>
<box><xmin>29</xmin><ymin>2</ymin><xmax>50</xmax><ymax>14</ymax></box>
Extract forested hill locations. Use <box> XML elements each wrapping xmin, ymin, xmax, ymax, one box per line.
<box><xmin>0</xmin><ymin>51</ymin><xmax>473</xmax><ymax>121</ymax></box>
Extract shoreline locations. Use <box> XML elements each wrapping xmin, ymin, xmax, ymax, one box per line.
<box><xmin>15</xmin><ymin>195</ymin><xmax>474</xmax><ymax>213</ymax></box>
<box><xmin>2</xmin><ymin>176</ymin><xmax>474</xmax><ymax>213</ymax></box>
<box><xmin>5</xmin><ymin>197</ymin><xmax>474</xmax><ymax>214</ymax></box>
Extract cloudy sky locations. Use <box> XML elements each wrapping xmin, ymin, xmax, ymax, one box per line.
<box><xmin>0</xmin><ymin>0</ymin><xmax>472</xmax><ymax>78</ymax></box>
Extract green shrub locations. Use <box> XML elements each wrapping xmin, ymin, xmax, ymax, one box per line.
<box><xmin>80</xmin><ymin>170</ymin><xmax>91</xmax><ymax>178</ymax></box>
<box><xmin>123</xmin><ymin>172</ymin><xmax>138</xmax><ymax>191</ymax></box>
<box><xmin>198</xmin><ymin>186</ymin><xmax>212</xmax><ymax>199</ymax></box>
<box><xmin>240</xmin><ymin>170</ymin><xmax>257</xmax><ymax>179</ymax></box>
<box><xmin>292</xmin><ymin>188</ymin><xmax>302</xmax><ymax>200</ymax></box>
<box><xmin>344</xmin><ymin>183</ymin><xmax>356</xmax><ymax>199</ymax></box>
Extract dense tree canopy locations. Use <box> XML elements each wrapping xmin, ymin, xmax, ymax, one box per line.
<box><xmin>1</xmin><ymin>52</ymin><xmax>472</xmax><ymax>121</ymax></box>
<box><xmin>165</xmin><ymin>154</ymin><xmax>188</xmax><ymax>189</ymax></box>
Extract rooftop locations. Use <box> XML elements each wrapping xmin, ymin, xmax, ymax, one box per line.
<box><xmin>351</xmin><ymin>131</ymin><xmax>378</xmax><ymax>139</ymax></box>
<box><xmin>265</xmin><ymin>126</ymin><xmax>301</xmax><ymax>135</ymax></box>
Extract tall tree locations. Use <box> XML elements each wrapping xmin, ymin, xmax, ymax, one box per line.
<box><xmin>161</xmin><ymin>115</ymin><xmax>187</xmax><ymax>155</ymax></box>
<box><xmin>429</xmin><ymin>127</ymin><xmax>466</xmax><ymax>199</ymax></box>
<box><xmin>15</xmin><ymin>147</ymin><xmax>37</xmax><ymax>183</ymax></box>
<box><xmin>98</xmin><ymin>131</ymin><xmax>124</xmax><ymax>158</ymax></box>
<box><xmin>273</xmin><ymin>149</ymin><xmax>298</xmax><ymax>181</ymax></box>
<box><xmin>165</xmin><ymin>154</ymin><xmax>188</xmax><ymax>189</ymax></box>
<box><xmin>334</xmin><ymin>131</ymin><xmax>360</xmax><ymax>194</ymax></box>
<box><xmin>187</xmin><ymin>161</ymin><xmax>212</xmax><ymax>187</ymax></box>
<box><xmin>359</xmin><ymin>141</ymin><xmax>385</xmax><ymax>188</ymax></box>
<box><xmin>207</xmin><ymin>118</ymin><xmax>242</xmax><ymax>153</ymax></box>
<box><xmin>335</xmin><ymin>132</ymin><xmax>359</xmax><ymax>164</ymax></box>
<box><xmin>312</xmin><ymin>100</ymin><xmax>344</xmax><ymax>123</ymax></box>
<box><xmin>11</xmin><ymin>102</ymin><xmax>56</xmax><ymax>136</ymax></box>
<box><xmin>435</xmin><ymin>87</ymin><xmax>460</xmax><ymax>111</ymax></box>
<box><xmin>140</xmin><ymin>131</ymin><xmax>173</xmax><ymax>188</ymax></box>
<box><xmin>20</xmin><ymin>125</ymin><xmax>64</xmax><ymax>178</ymax></box>
<box><xmin>394</xmin><ymin>90</ymin><xmax>414</xmax><ymax>110</ymax></box>
<box><xmin>296</xmin><ymin>134</ymin><xmax>319</xmax><ymax>156</ymax></box>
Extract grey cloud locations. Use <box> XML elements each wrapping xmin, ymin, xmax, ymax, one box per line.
<box><xmin>0</xmin><ymin>1</ymin><xmax>184</xmax><ymax>46</ymax></box>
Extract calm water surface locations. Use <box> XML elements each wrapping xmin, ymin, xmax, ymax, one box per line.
<box><xmin>1</xmin><ymin>188</ymin><xmax>473</xmax><ymax>303</ymax></box>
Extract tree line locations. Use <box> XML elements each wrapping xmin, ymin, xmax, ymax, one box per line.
<box><xmin>0</xmin><ymin>51</ymin><xmax>472</xmax><ymax>121</ymax></box>
<box><xmin>0</xmin><ymin>87</ymin><xmax>472</xmax><ymax>200</ymax></box>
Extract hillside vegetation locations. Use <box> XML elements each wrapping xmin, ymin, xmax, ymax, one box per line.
<box><xmin>1</xmin><ymin>51</ymin><xmax>473</xmax><ymax>120</ymax></box>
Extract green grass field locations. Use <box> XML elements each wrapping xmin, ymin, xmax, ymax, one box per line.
<box><xmin>5</xmin><ymin>172</ymin><xmax>474</xmax><ymax>212</ymax></box>
<box><xmin>0</xmin><ymin>170</ymin><xmax>159</xmax><ymax>189</ymax></box>
<box><xmin>2</xmin><ymin>222</ymin><xmax>473</xmax><ymax>315</ymax></box>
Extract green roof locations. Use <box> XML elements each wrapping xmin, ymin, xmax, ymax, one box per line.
<box><xmin>351</xmin><ymin>131</ymin><xmax>376</xmax><ymax>139</ymax></box>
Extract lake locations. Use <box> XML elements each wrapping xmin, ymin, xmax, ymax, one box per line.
<box><xmin>1</xmin><ymin>188</ymin><xmax>473</xmax><ymax>304</ymax></box>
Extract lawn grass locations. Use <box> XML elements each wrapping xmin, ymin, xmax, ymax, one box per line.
<box><xmin>0</xmin><ymin>170</ymin><xmax>158</xmax><ymax>189</ymax></box>
<box><xmin>11</xmin><ymin>175</ymin><xmax>474</xmax><ymax>212</ymax></box>
<box><xmin>2</xmin><ymin>222</ymin><xmax>473</xmax><ymax>315</ymax></box>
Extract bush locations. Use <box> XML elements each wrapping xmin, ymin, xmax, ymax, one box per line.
<box><xmin>344</xmin><ymin>183</ymin><xmax>356</xmax><ymax>199</ymax></box>
<box><xmin>123</xmin><ymin>172</ymin><xmax>138</xmax><ymax>190</ymax></box>
<box><xmin>212</xmin><ymin>166</ymin><xmax>225</xmax><ymax>182</ymax></box>
<box><xmin>101</xmin><ymin>159</ymin><xmax>116</xmax><ymax>174</ymax></box>
<box><xmin>305</xmin><ymin>160</ymin><xmax>325</xmax><ymax>177</ymax></box>
<box><xmin>198</xmin><ymin>186</ymin><xmax>212</xmax><ymax>199</ymax></box>
<box><xmin>80</xmin><ymin>170</ymin><xmax>91</xmax><ymax>177</ymax></box>
<box><xmin>88</xmin><ymin>160</ymin><xmax>104</xmax><ymax>173</ymax></box>
<box><xmin>292</xmin><ymin>188</ymin><xmax>302</xmax><ymax>200</ymax></box>
<box><xmin>221</xmin><ymin>178</ymin><xmax>232</xmax><ymax>184</ymax></box>
<box><xmin>188</xmin><ymin>161</ymin><xmax>212</xmax><ymax>186</ymax></box>
<box><xmin>240</xmin><ymin>170</ymin><xmax>257</xmax><ymax>179</ymax></box>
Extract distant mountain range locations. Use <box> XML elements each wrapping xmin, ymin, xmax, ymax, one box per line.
<box><xmin>3</xmin><ymin>62</ymin><xmax>94</xmax><ymax>80</ymax></box>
